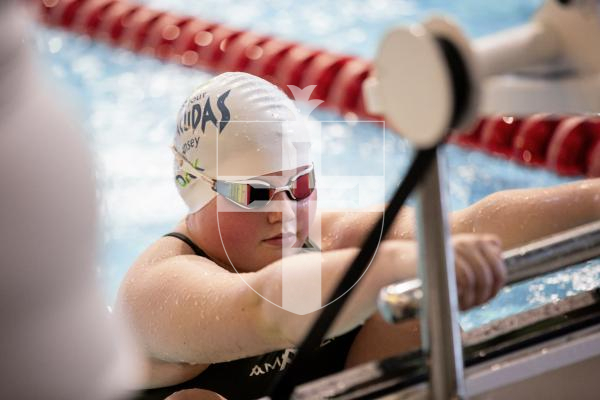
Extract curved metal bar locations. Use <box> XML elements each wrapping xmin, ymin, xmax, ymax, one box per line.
<box><xmin>503</xmin><ymin>220</ymin><xmax>600</xmax><ymax>284</ymax></box>
<box><xmin>379</xmin><ymin>220</ymin><xmax>600</xmax><ymax>324</ymax></box>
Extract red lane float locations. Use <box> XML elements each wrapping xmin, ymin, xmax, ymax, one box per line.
<box><xmin>143</xmin><ymin>13</ymin><xmax>190</xmax><ymax>60</ymax></box>
<box><xmin>95</xmin><ymin>1</ymin><xmax>141</xmax><ymax>43</ymax></box>
<box><xmin>172</xmin><ymin>19</ymin><xmax>216</xmax><ymax>66</ymax></box>
<box><xmin>219</xmin><ymin>31</ymin><xmax>269</xmax><ymax>72</ymax></box>
<box><xmin>120</xmin><ymin>7</ymin><xmax>166</xmax><ymax>52</ymax></box>
<box><xmin>71</xmin><ymin>0</ymin><xmax>119</xmax><ymax>36</ymax></box>
<box><xmin>38</xmin><ymin>0</ymin><xmax>599</xmax><ymax>177</ymax></box>
<box><xmin>299</xmin><ymin>53</ymin><xmax>351</xmax><ymax>108</ymax></box>
<box><xmin>481</xmin><ymin>116</ymin><xmax>522</xmax><ymax>157</ymax></box>
<box><xmin>514</xmin><ymin>114</ymin><xmax>561</xmax><ymax>166</ymax></box>
<box><xmin>582</xmin><ymin>120</ymin><xmax>600</xmax><ymax>177</ymax></box>
<box><xmin>326</xmin><ymin>58</ymin><xmax>373</xmax><ymax>117</ymax></box>
<box><xmin>245</xmin><ymin>38</ymin><xmax>295</xmax><ymax>82</ymax></box>
<box><xmin>453</xmin><ymin>115</ymin><xmax>599</xmax><ymax>176</ymax></box>
<box><xmin>589</xmin><ymin>141</ymin><xmax>600</xmax><ymax>177</ymax></box>
<box><xmin>273</xmin><ymin>46</ymin><xmax>322</xmax><ymax>97</ymax></box>
<box><xmin>547</xmin><ymin>117</ymin><xmax>591</xmax><ymax>175</ymax></box>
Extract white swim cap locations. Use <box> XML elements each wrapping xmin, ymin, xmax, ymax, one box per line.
<box><xmin>173</xmin><ymin>72</ymin><xmax>311</xmax><ymax>213</ymax></box>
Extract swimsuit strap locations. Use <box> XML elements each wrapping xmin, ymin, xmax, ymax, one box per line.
<box><xmin>163</xmin><ymin>232</ymin><xmax>208</xmax><ymax>258</ymax></box>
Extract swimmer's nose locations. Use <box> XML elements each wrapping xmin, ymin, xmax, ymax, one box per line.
<box><xmin>267</xmin><ymin>191</ymin><xmax>297</xmax><ymax>224</ymax></box>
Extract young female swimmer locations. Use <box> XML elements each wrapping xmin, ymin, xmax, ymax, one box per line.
<box><xmin>117</xmin><ymin>72</ymin><xmax>600</xmax><ymax>400</ymax></box>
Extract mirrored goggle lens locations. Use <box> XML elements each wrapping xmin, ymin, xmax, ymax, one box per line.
<box><xmin>220</xmin><ymin>169</ymin><xmax>315</xmax><ymax>208</ymax></box>
<box><xmin>290</xmin><ymin>169</ymin><xmax>315</xmax><ymax>200</ymax></box>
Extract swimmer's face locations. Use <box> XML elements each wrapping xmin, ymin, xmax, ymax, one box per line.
<box><xmin>193</xmin><ymin>166</ymin><xmax>317</xmax><ymax>272</ymax></box>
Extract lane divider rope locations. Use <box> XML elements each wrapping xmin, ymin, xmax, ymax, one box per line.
<box><xmin>38</xmin><ymin>0</ymin><xmax>600</xmax><ymax>177</ymax></box>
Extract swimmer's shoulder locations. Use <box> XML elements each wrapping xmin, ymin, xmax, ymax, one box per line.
<box><xmin>129</xmin><ymin>221</ymin><xmax>225</xmax><ymax>274</ymax></box>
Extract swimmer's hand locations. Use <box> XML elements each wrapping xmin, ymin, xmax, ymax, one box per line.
<box><xmin>452</xmin><ymin>234</ymin><xmax>506</xmax><ymax>310</ymax></box>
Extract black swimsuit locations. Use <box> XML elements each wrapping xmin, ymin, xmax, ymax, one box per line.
<box><xmin>138</xmin><ymin>232</ymin><xmax>361</xmax><ymax>400</ymax></box>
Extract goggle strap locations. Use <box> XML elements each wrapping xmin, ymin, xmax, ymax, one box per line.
<box><xmin>172</xmin><ymin>146</ymin><xmax>215</xmax><ymax>188</ymax></box>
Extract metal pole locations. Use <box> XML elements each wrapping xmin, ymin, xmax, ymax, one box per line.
<box><xmin>378</xmin><ymin>220</ymin><xmax>600</xmax><ymax>325</ymax></box>
<box><xmin>503</xmin><ymin>220</ymin><xmax>600</xmax><ymax>283</ymax></box>
<box><xmin>416</xmin><ymin>148</ymin><xmax>466</xmax><ymax>400</ymax></box>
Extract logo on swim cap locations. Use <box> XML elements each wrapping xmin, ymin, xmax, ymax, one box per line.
<box><xmin>176</xmin><ymin>89</ymin><xmax>231</xmax><ymax>137</ymax></box>
<box><xmin>173</xmin><ymin>72</ymin><xmax>312</xmax><ymax>213</ymax></box>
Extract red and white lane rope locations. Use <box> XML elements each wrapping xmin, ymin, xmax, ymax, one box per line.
<box><xmin>38</xmin><ymin>0</ymin><xmax>600</xmax><ymax>177</ymax></box>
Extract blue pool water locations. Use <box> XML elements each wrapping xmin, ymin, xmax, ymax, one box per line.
<box><xmin>34</xmin><ymin>0</ymin><xmax>598</xmax><ymax>330</ymax></box>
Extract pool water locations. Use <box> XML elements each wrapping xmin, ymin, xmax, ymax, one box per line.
<box><xmin>33</xmin><ymin>0</ymin><xmax>598</xmax><ymax>330</ymax></box>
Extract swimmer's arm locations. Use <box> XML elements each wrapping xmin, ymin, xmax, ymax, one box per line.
<box><xmin>318</xmin><ymin>206</ymin><xmax>416</xmax><ymax>250</ymax></box>
<box><xmin>118</xmin><ymin>241</ymin><xmax>417</xmax><ymax>365</ymax></box>
<box><xmin>256</xmin><ymin>240</ymin><xmax>418</xmax><ymax>345</ymax></box>
<box><xmin>321</xmin><ymin>178</ymin><xmax>600</xmax><ymax>250</ymax></box>
<box><xmin>258</xmin><ymin>233</ymin><xmax>504</xmax><ymax>345</ymax></box>
<box><xmin>118</xmin><ymin>255</ymin><xmax>280</xmax><ymax>366</ymax></box>
<box><xmin>449</xmin><ymin>179</ymin><xmax>600</xmax><ymax>248</ymax></box>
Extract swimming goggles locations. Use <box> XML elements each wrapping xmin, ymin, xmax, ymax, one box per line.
<box><xmin>172</xmin><ymin>146</ymin><xmax>315</xmax><ymax>210</ymax></box>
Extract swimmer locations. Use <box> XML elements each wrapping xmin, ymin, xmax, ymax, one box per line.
<box><xmin>117</xmin><ymin>72</ymin><xmax>600</xmax><ymax>400</ymax></box>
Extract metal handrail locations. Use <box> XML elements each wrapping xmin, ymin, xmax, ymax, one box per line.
<box><xmin>379</xmin><ymin>220</ymin><xmax>600</xmax><ymax>324</ymax></box>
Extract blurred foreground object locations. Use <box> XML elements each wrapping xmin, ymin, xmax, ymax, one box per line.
<box><xmin>364</xmin><ymin>0</ymin><xmax>600</xmax><ymax>147</ymax></box>
<box><xmin>0</xmin><ymin>2</ymin><xmax>140</xmax><ymax>399</ymax></box>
